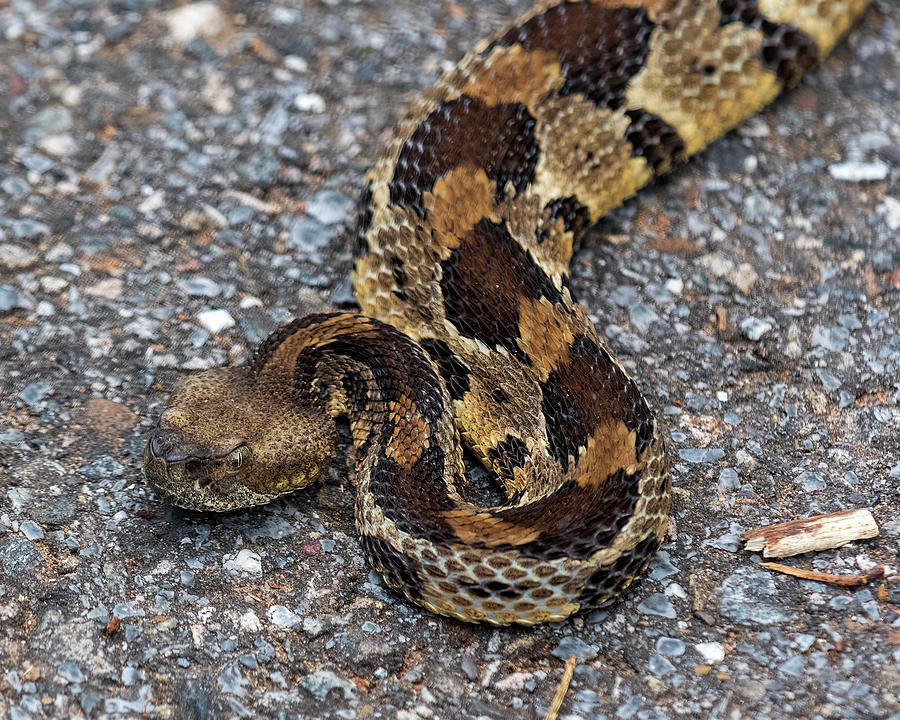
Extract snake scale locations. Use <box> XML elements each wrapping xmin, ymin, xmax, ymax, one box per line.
<box><xmin>144</xmin><ymin>0</ymin><xmax>872</xmax><ymax>625</ymax></box>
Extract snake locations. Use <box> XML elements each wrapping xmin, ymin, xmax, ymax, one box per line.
<box><xmin>143</xmin><ymin>0</ymin><xmax>872</xmax><ymax>625</ymax></box>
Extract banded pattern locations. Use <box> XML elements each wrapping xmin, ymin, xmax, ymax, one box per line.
<box><xmin>145</xmin><ymin>0</ymin><xmax>871</xmax><ymax>625</ymax></box>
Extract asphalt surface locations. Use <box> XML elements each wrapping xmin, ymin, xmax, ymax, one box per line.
<box><xmin>0</xmin><ymin>1</ymin><xmax>898</xmax><ymax>719</ymax></box>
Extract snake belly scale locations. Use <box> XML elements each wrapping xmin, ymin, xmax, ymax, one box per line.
<box><xmin>144</xmin><ymin>0</ymin><xmax>871</xmax><ymax>625</ymax></box>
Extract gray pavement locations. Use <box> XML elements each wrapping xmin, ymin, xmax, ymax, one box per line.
<box><xmin>0</xmin><ymin>1</ymin><xmax>898</xmax><ymax>718</ymax></box>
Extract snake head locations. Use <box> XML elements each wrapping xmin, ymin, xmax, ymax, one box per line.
<box><xmin>143</xmin><ymin>366</ymin><xmax>335</xmax><ymax>512</ymax></box>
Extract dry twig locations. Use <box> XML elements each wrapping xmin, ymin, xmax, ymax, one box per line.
<box><xmin>544</xmin><ymin>654</ymin><xmax>577</xmax><ymax>720</ymax></box>
<box><xmin>742</xmin><ymin>509</ymin><xmax>878</xmax><ymax>558</ymax></box>
<box><xmin>758</xmin><ymin>562</ymin><xmax>885</xmax><ymax>587</ymax></box>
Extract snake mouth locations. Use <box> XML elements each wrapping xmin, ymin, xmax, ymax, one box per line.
<box><xmin>142</xmin><ymin>429</ymin><xmax>271</xmax><ymax>511</ymax></box>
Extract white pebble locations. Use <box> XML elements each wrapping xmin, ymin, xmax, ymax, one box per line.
<box><xmin>240</xmin><ymin>610</ymin><xmax>262</xmax><ymax>632</ymax></box>
<box><xmin>827</xmin><ymin>160</ymin><xmax>889</xmax><ymax>182</ymax></box>
<box><xmin>266</xmin><ymin>604</ymin><xmax>301</xmax><ymax>628</ymax></box>
<box><xmin>294</xmin><ymin>93</ymin><xmax>326</xmax><ymax>113</ymax></box>
<box><xmin>877</xmin><ymin>197</ymin><xmax>900</xmax><ymax>230</ymax></box>
<box><xmin>284</xmin><ymin>55</ymin><xmax>309</xmax><ymax>73</ymax></box>
<box><xmin>664</xmin><ymin>276</ymin><xmax>684</xmax><ymax>295</ymax></box>
<box><xmin>695</xmin><ymin>642</ymin><xmax>725</xmax><ymax>664</ymax></box>
<box><xmin>197</xmin><ymin>308</ymin><xmax>235</xmax><ymax>333</ymax></box>
<box><xmin>165</xmin><ymin>1</ymin><xmax>229</xmax><ymax>45</ymax></box>
<box><xmin>224</xmin><ymin>548</ymin><xmax>261</xmax><ymax>575</ymax></box>
<box><xmin>239</xmin><ymin>295</ymin><xmax>263</xmax><ymax>309</ymax></box>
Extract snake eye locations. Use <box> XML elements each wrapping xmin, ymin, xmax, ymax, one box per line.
<box><xmin>225</xmin><ymin>446</ymin><xmax>249</xmax><ymax>473</ymax></box>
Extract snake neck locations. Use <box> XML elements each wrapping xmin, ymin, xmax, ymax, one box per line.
<box><xmin>250</xmin><ymin>311</ymin><xmax>465</xmax><ymax>499</ymax></box>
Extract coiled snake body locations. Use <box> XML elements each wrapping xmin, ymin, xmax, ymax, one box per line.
<box><xmin>144</xmin><ymin>0</ymin><xmax>871</xmax><ymax>625</ymax></box>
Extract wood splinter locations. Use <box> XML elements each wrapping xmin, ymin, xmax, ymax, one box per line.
<box><xmin>742</xmin><ymin>508</ymin><xmax>879</xmax><ymax>559</ymax></box>
<box><xmin>544</xmin><ymin>654</ymin><xmax>577</xmax><ymax>720</ymax></box>
<box><xmin>759</xmin><ymin>562</ymin><xmax>885</xmax><ymax>587</ymax></box>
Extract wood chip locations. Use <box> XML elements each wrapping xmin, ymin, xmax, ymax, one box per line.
<box><xmin>544</xmin><ymin>654</ymin><xmax>577</xmax><ymax>720</ymax></box>
<box><xmin>741</xmin><ymin>508</ymin><xmax>879</xmax><ymax>558</ymax></box>
<box><xmin>759</xmin><ymin>562</ymin><xmax>885</xmax><ymax>587</ymax></box>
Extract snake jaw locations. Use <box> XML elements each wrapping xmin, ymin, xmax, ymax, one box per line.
<box><xmin>142</xmin><ymin>436</ymin><xmax>279</xmax><ymax>512</ymax></box>
<box><xmin>142</xmin><ymin>418</ymin><xmax>273</xmax><ymax>511</ymax></box>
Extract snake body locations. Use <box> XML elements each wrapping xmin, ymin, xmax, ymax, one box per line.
<box><xmin>144</xmin><ymin>0</ymin><xmax>871</xmax><ymax>625</ymax></box>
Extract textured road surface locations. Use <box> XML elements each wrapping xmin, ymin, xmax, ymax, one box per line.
<box><xmin>0</xmin><ymin>1</ymin><xmax>898</xmax><ymax>718</ymax></box>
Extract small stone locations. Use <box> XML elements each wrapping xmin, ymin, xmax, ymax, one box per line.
<box><xmin>284</xmin><ymin>55</ymin><xmax>308</xmax><ymax>73</ymax></box>
<box><xmin>20</xmin><ymin>520</ymin><xmax>43</xmax><ymax>540</ymax></box>
<box><xmin>811</xmin><ymin>325</ymin><xmax>850</xmax><ymax>352</ymax></box>
<box><xmin>637</xmin><ymin>593</ymin><xmax>677</xmax><ymax>619</ymax></box>
<box><xmin>716</xmin><ymin>567</ymin><xmax>789</xmax><ymax>626</ymax></box>
<box><xmin>648</xmin><ymin>552</ymin><xmax>679</xmax><ymax>581</ymax></box>
<box><xmin>181</xmin><ymin>205</ymin><xmax>228</xmax><ymax>232</ymax></box>
<box><xmin>460</xmin><ymin>656</ymin><xmax>478</xmax><ymax>682</ymax></box>
<box><xmin>267</xmin><ymin>605</ymin><xmax>301</xmax><ymax>628</ymax></box>
<box><xmin>729</xmin><ymin>263</ymin><xmax>758</xmax><ymax>294</ymax></box>
<box><xmin>287</xmin><ymin>216</ymin><xmax>339</xmax><ymax>253</ymax></box>
<box><xmin>217</xmin><ymin>661</ymin><xmax>248</xmax><ymax>697</ymax></box>
<box><xmin>1</xmin><ymin>176</ymin><xmax>30</xmax><ymax>197</ymax></box>
<box><xmin>779</xmin><ymin>655</ymin><xmax>805</xmax><ymax>678</ymax></box>
<box><xmin>107</xmin><ymin>205</ymin><xmax>136</xmax><ymax>228</ymax></box>
<box><xmin>796</xmin><ymin>471</ymin><xmax>826</xmax><ymax>492</ymax></box>
<box><xmin>694</xmin><ymin>642</ymin><xmax>725</xmax><ymax>664</ymax></box>
<box><xmin>180</xmin><ymin>570</ymin><xmax>196</xmax><ymax>586</ymax></box>
<box><xmin>294</xmin><ymin>93</ymin><xmax>326</xmax><ymax>113</ymax></box>
<box><xmin>552</xmin><ymin>636</ymin><xmax>598</xmax><ymax>662</ymax></box>
<box><xmin>828</xmin><ymin>160</ymin><xmax>889</xmax><ymax>182</ymax></box>
<box><xmin>0</xmin><ymin>243</ymin><xmax>38</xmax><ymax>268</ymax></box>
<box><xmin>305</xmin><ymin>190</ymin><xmax>354</xmax><ymax>226</ymax></box>
<box><xmin>656</xmin><ymin>637</ymin><xmax>686</xmax><ymax>657</ymax></box>
<box><xmin>197</xmin><ymin>308</ymin><xmax>235</xmax><ymax>333</ymax></box>
<box><xmin>39</xmin><ymin>134</ymin><xmax>77</xmax><ymax>157</ymax></box>
<box><xmin>698</xmin><ymin>252</ymin><xmax>734</xmax><ymax>278</ymax></box>
<box><xmin>0</xmin><ymin>537</ymin><xmax>45</xmax><ymax>578</ymax></box>
<box><xmin>85</xmin><ymin>277</ymin><xmax>123</xmax><ymax>299</ymax></box>
<box><xmin>79</xmin><ymin>456</ymin><xmax>125</xmax><ymax>479</ymax></box>
<box><xmin>187</xmin><ymin>37</ymin><xmax>217</xmax><ymax>62</ymax></box>
<box><xmin>165</xmin><ymin>1</ymin><xmax>229</xmax><ymax>45</ymax></box>
<box><xmin>23</xmin><ymin>106</ymin><xmax>73</xmax><ymax>144</ymax></box>
<box><xmin>717</xmin><ymin>468</ymin><xmax>740</xmax><ymax>491</ymax></box>
<box><xmin>740</xmin><ymin>316</ymin><xmax>773</xmax><ymax>341</ymax></box>
<box><xmin>12</xmin><ymin>218</ymin><xmax>50</xmax><ymax>239</ymax></box>
<box><xmin>301</xmin><ymin>670</ymin><xmax>355</xmax><ymax>700</ymax></box>
<box><xmin>0</xmin><ymin>284</ymin><xmax>22</xmax><ymax>312</ymax></box>
<box><xmin>648</xmin><ymin>654</ymin><xmax>676</xmax><ymax>676</ymax></box>
<box><xmin>877</xmin><ymin>197</ymin><xmax>900</xmax><ymax>230</ymax></box>
<box><xmin>710</xmin><ymin>533</ymin><xmax>741</xmax><ymax>552</ymax></box>
<box><xmin>0</xmin><ymin>429</ymin><xmax>25</xmax><ymax>443</ymax></box>
<box><xmin>828</xmin><ymin>595</ymin><xmax>854</xmax><ymax>610</ymax></box>
<box><xmin>678</xmin><ymin>448</ymin><xmax>725</xmax><ymax>463</ymax></box>
<box><xmin>237</xmin><ymin>150</ymin><xmax>281</xmax><ymax>187</ymax></box>
<box><xmin>179</xmin><ymin>276</ymin><xmax>221</xmax><ymax>297</ymax></box>
<box><xmin>815</xmin><ymin>368</ymin><xmax>841</xmax><ymax>391</ymax></box>
<box><xmin>849</xmin><ymin>130</ymin><xmax>891</xmax><ymax>152</ymax></box>
<box><xmin>20</xmin><ymin>152</ymin><xmax>54</xmax><ymax>175</ymax></box>
<box><xmin>85</xmin><ymin>145</ymin><xmax>121</xmax><ymax>184</ymax></box>
<box><xmin>224</xmin><ymin>548</ymin><xmax>262</xmax><ymax>575</ymax></box>
<box><xmin>302</xmin><ymin>617</ymin><xmax>326</xmax><ymax>637</ymax></box>
<box><xmin>629</xmin><ymin>303</ymin><xmax>659</xmax><ymax>332</ymax></box>
<box><xmin>18</xmin><ymin>380</ymin><xmax>54</xmax><ymax>409</ymax></box>
<box><xmin>58</xmin><ymin>662</ymin><xmax>84</xmax><ymax>684</ymax></box>
<box><xmin>121</xmin><ymin>667</ymin><xmax>142</xmax><ymax>686</ymax></box>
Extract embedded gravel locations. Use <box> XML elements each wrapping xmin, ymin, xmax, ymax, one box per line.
<box><xmin>1</xmin><ymin>1</ymin><xmax>898</xmax><ymax>719</ymax></box>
